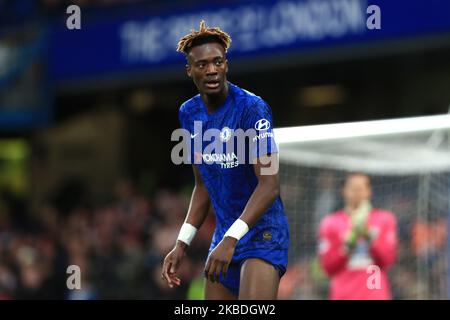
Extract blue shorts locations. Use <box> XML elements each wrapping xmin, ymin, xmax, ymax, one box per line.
<box><xmin>215</xmin><ymin>249</ymin><xmax>288</xmax><ymax>297</ymax></box>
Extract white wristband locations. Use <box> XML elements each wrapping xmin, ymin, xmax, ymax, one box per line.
<box><xmin>224</xmin><ymin>219</ymin><xmax>249</xmax><ymax>241</ymax></box>
<box><xmin>177</xmin><ymin>223</ymin><xmax>198</xmax><ymax>246</ymax></box>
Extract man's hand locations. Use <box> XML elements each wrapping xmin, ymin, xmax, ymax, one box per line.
<box><xmin>351</xmin><ymin>201</ymin><xmax>372</xmax><ymax>231</ymax></box>
<box><xmin>345</xmin><ymin>225</ymin><xmax>370</xmax><ymax>250</ymax></box>
<box><xmin>162</xmin><ymin>241</ymin><xmax>187</xmax><ymax>288</ymax></box>
<box><xmin>346</xmin><ymin>201</ymin><xmax>373</xmax><ymax>249</ymax></box>
<box><xmin>204</xmin><ymin>236</ymin><xmax>237</xmax><ymax>283</ymax></box>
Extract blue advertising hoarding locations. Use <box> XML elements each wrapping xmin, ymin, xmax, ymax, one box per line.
<box><xmin>47</xmin><ymin>0</ymin><xmax>450</xmax><ymax>81</ymax></box>
<box><xmin>0</xmin><ymin>28</ymin><xmax>52</xmax><ymax>130</ymax></box>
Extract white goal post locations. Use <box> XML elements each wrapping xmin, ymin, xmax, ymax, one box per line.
<box><xmin>274</xmin><ymin>114</ymin><xmax>450</xmax><ymax>175</ymax></box>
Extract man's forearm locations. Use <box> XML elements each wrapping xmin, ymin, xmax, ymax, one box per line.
<box><xmin>239</xmin><ymin>180</ymin><xmax>279</xmax><ymax>227</ymax></box>
<box><xmin>176</xmin><ymin>184</ymin><xmax>211</xmax><ymax>249</ymax></box>
<box><xmin>185</xmin><ymin>184</ymin><xmax>211</xmax><ymax>228</ymax></box>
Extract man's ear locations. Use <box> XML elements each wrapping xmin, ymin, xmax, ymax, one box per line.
<box><xmin>225</xmin><ymin>59</ymin><xmax>229</xmax><ymax>74</ymax></box>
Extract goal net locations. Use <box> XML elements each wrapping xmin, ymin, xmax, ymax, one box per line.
<box><xmin>275</xmin><ymin>114</ymin><xmax>450</xmax><ymax>300</ymax></box>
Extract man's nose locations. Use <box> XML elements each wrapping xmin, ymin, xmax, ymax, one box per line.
<box><xmin>206</xmin><ymin>62</ymin><xmax>217</xmax><ymax>75</ymax></box>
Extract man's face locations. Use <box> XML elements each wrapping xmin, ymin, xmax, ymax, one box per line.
<box><xmin>186</xmin><ymin>42</ymin><xmax>228</xmax><ymax>96</ymax></box>
<box><xmin>342</xmin><ymin>174</ymin><xmax>372</xmax><ymax>208</ymax></box>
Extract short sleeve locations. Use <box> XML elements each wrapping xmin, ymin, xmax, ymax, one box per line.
<box><xmin>241</xmin><ymin>99</ymin><xmax>279</xmax><ymax>161</ymax></box>
<box><xmin>178</xmin><ymin>106</ymin><xmax>187</xmax><ymax>130</ymax></box>
<box><xmin>178</xmin><ymin>106</ymin><xmax>194</xmax><ymax>164</ymax></box>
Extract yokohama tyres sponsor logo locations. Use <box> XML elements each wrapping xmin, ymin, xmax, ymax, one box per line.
<box><xmin>202</xmin><ymin>152</ymin><xmax>238</xmax><ymax>163</ymax></box>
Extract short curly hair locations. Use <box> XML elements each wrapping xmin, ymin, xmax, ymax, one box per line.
<box><xmin>176</xmin><ymin>20</ymin><xmax>232</xmax><ymax>54</ymax></box>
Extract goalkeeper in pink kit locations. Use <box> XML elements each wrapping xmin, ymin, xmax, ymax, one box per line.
<box><xmin>318</xmin><ymin>173</ymin><xmax>398</xmax><ymax>300</ymax></box>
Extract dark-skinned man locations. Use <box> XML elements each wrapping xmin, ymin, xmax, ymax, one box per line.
<box><xmin>162</xmin><ymin>20</ymin><xmax>289</xmax><ymax>300</ymax></box>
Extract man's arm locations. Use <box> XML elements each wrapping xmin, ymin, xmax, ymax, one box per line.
<box><xmin>204</xmin><ymin>154</ymin><xmax>280</xmax><ymax>282</ymax></box>
<box><xmin>182</xmin><ymin>165</ymin><xmax>211</xmax><ymax>233</ymax></box>
<box><xmin>236</xmin><ymin>100</ymin><xmax>280</xmax><ymax>228</ymax></box>
<box><xmin>162</xmin><ymin>165</ymin><xmax>210</xmax><ymax>287</ymax></box>
<box><xmin>238</xmin><ymin>153</ymin><xmax>280</xmax><ymax>227</ymax></box>
<box><xmin>369</xmin><ymin>213</ymin><xmax>397</xmax><ymax>269</ymax></box>
<box><xmin>318</xmin><ymin>216</ymin><xmax>349</xmax><ymax>277</ymax></box>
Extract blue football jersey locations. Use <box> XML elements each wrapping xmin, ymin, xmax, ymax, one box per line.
<box><xmin>179</xmin><ymin>82</ymin><xmax>289</xmax><ymax>263</ymax></box>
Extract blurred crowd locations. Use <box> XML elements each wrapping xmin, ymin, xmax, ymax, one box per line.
<box><xmin>0</xmin><ymin>180</ymin><xmax>215</xmax><ymax>299</ymax></box>
<box><xmin>0</xmin><ymin>171</ymin><xmax>448</xmax><ymax>300</ymax></box>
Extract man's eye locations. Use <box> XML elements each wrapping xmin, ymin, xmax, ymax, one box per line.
<box><xmin>215</xmin><ymin>60</ymin><xmax>223</xmax><ymax>66</ymax></box>
<box><xmin>197</xmin><ymin>63</ymin><xmax>205</xmax><ymax>68</ymax></box>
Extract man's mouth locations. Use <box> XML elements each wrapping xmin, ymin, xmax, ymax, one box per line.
<box><xmin>205</xmin><ymin>80</ymin><xmax>220</xmax><ymax>89</ymax></box>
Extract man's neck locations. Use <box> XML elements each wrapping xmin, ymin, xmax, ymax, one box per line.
<box><xmin>345</xmin><ymin>205</ymin><xmax>358</xmax><ymax>216</ymax></box>
<box><xmin>201</xmin><ymin>82</ymin><xmax>229</xmax><ymax>114</ymax></box>
<box><xmin>345</xmin><ymin>202</ymin><xmax>371</xmax><ymax>216</ymax></box>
